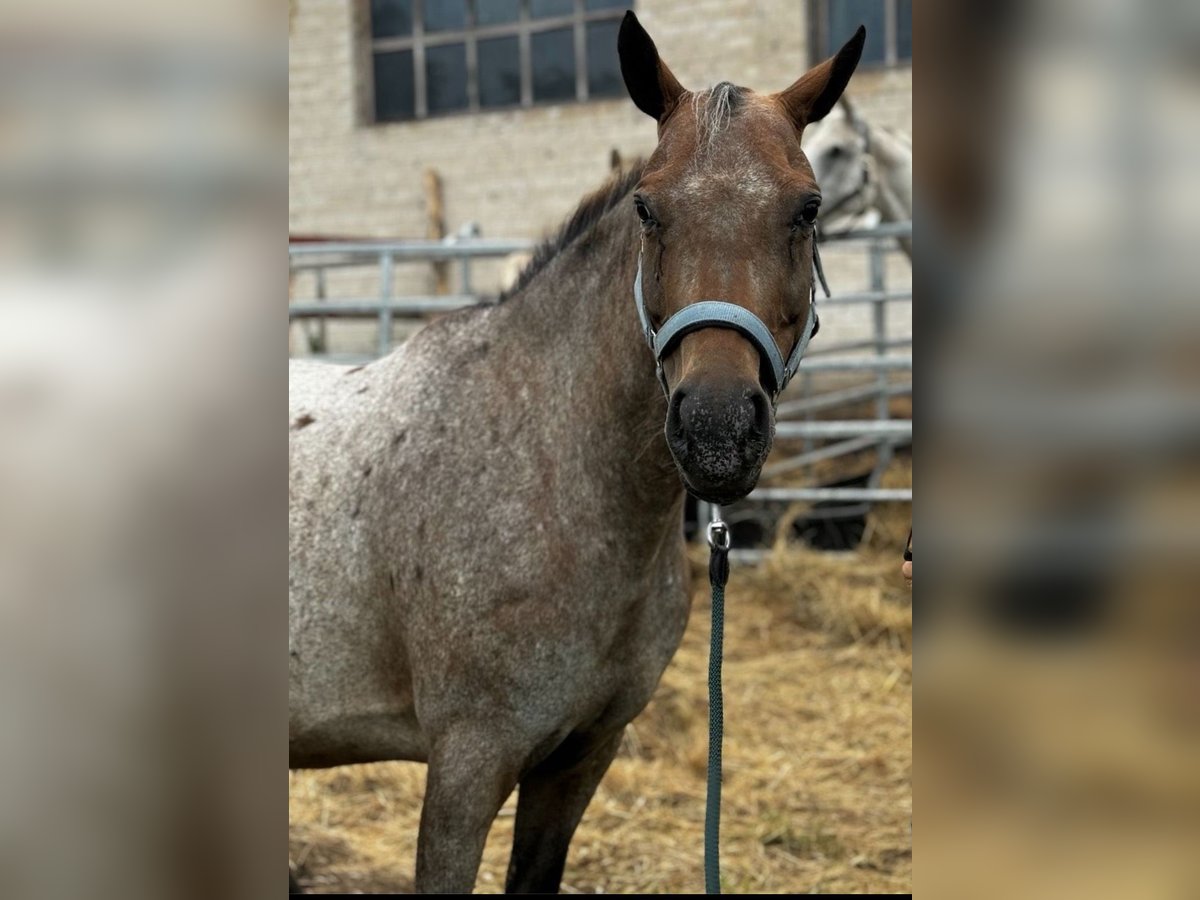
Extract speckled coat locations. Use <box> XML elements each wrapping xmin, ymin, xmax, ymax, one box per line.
<box><xmin>288</xmin><ymin>183</ymin><xmax>690</xmax><ymax>891</ymax></box>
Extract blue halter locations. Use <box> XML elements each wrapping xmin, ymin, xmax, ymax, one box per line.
<box><xmin>633</xmin><ymin>241</ymin><xmax>827</xmax><ymax>400</ymax></box>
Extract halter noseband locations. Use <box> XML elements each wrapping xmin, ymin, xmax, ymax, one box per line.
<box><xmin>633</xmin><ymin>239</ymin><xmax>829</xmax><ymax>400</ymax></box>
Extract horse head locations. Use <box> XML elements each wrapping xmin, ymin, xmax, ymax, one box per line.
<box><xmin>618</xmin><ymin>12</ymin><xmax>864</xmax><ymax>504</ymax></box>
<box><xmin>802</xmin><ymin>96</ymin><xmax>877</xmax><ymax>232</ymax></box>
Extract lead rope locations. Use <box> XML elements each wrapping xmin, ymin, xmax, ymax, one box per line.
<box><xmin>705</xmin><ymin>506</ymin><xmax>730</xmax><ymax>894</ymax></box>
<box><xmin>701</xmin><ymin>243</ymin><xmax>826</xmax><ymax>893</ymax></box>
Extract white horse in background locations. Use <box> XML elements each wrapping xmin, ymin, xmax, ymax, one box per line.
<box><xmin>803</xmin><ymin>96</ymin><xmax>912</xmax><ymax>260</ymax></box>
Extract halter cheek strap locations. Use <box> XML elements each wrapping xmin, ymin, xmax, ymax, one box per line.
<box><xmin>634</xmin><ymin>242</ymin><xmax>826</xmax><ymax>399</ymax></box>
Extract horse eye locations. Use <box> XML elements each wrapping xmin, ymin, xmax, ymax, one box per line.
<box><xmin>634</xmin><ymin>198</ymin><xmax>655</xmax><ymax>226</ymax></box>
<box><xmin>794</xmin><ymin>200</ymin><xmax>820</xmax><ymax>229</ymax></box>
<box><xmin>828</xmin><ymin>145</ymin><xmax>846</xmax><ymax>159</ymax></box>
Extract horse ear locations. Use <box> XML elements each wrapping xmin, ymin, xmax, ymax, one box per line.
<box><xmin>618</xmin><ymin>11</ymin><xmax>685</xmax><ymax>122</ymax></box>
<box><xmin>775</xmin><ymin>26</ymin><xmax>866</xmax><ymax>131</ymax></box>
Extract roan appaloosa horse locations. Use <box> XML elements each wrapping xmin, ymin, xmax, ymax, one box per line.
<box><xmin>289</xmin><ymin>13</ymin><xmax>865</xmax><ymax>893</ymax></box>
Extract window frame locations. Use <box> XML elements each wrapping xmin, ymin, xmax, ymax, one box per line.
<box><xmin>368</xmin><ymin>0</ymin><xmax>628</xmax><ymax>123</ymax></box>
<box><xmin>807</xmin><ymin>0</ymin><xmax>911</xmax><ymax>69</ymax></box>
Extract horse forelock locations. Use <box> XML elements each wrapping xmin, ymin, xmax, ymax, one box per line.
<box><xmin>689</xmin><ymin>82</ymin><xmax>745</xmax><ymax>156</ymax></box>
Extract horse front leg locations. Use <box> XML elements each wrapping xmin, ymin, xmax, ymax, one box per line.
<box><xmin>415</xmin><ymin>725</ymin><xmax>523</xmax><ymax>893</ymax></box>
<box><xmin>504</xmin><ymin>730</ymin><xmax>624</xmax><ymax>894</ymax></box>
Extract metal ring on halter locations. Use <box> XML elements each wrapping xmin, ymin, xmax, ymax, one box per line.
<box><xmin>706</xmin><ymin>519</ymin><xmax>730</xmax><ymax>551</ymax></box>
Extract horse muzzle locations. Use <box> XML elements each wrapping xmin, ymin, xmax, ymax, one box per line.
<box><xmin>665</xmin><ymin>380</ymin><xmax>773</xmax><ymax>504</ymax></box>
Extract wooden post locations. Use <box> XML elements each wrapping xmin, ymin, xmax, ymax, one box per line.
<box><xmin>422</xmin><ymin>168</ymin><xmax>450</xmax><ymax>294</ymax></box>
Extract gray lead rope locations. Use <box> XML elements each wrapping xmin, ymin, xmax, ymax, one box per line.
<box><xmin>705</xmin><ymin>506</ymin><xmax>729</xmax><ymax>894</ymax></box>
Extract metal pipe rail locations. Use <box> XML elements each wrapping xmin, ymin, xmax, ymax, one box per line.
<box><xmin>289</xmin><ymin>238</ymin><xmax>534</xmax><ymax>261</ymax></box>
<box><xmin>818</xmin><ymin>289</ymin><xmax>912</xmax><ymax>306</ymax></box>
<box><xmin>762</xmin><ymin>434</ymin><xmax>909</xmax><ymax>479</ymax></box>
<box><xmin>749</xmin><ymin>487</ymin><xmax>912</xmax><ymax>502</ymax></box>
<box><xmin>798</xmin><ymin>355</ymin><xmax>912</xmax><ymax>372</ymax></box>
<box><xmin>777</xmin><ymin>380</ymin><xmax>911</xmax><ymax>418</ymax></box>
<box><xmin>289</xmin><ymin>297</ymin><xmax>480</xmax><ymax>317</ymax></box>
<box><xmin>729</xmin><ymin>547</ymin><xmax>857</xmax><ymax>563</ymax></box>
<box><xmin>804</xmin><ymin>336</ymin><xmax>912</xmax><ymax>357</ymax></box>
<box><xmin>774</xmin><ymin>421</ymin><xmax>911</xmax><ymax>440</ymax></box>
<box><xmin>820</xmin><ymin>220</ymin><xmax>912</xmax><ymax>242</ymax></box>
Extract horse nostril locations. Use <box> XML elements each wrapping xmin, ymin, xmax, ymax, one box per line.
<box><xmin>747</xmin><ymin>390</ymin><xmax>771</xmax><ymax>438</ymax></box>
<box><xmin>667</xmin><ymin>388</ymin><xmax>688</xmax><ymax>438</ymax></box>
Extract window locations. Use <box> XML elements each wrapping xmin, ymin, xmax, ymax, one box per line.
<box><xmin>369</xmin><ymin>0</ymin><xmax>629</xmax><ymax>123</ymax></box>
<box><xmin>808</xmin><ymin>0</ymin><xmax>912</xmax><ymax>68</ymax></box>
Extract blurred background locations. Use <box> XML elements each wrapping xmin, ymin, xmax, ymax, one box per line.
<box><xmin>3</xmin><ymin>0</ymin><xmax>1196</xmax><ymax>897</ymax></box>
<box><xmin>0</xmin><ymin>3</ymin><xmax>284</xmax><ymax>900</ymax></box>
<box><xmin>920</xmin><ymin>0</ymin><xmax>1200</xmax><ymax>897</ymax></box>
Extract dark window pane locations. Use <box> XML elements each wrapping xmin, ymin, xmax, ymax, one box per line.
<box><xmin>531</xmin><ymin>0</ymin><xmax>573</xmax><ymax>18</ymax></box>
<box><xmin>371</xmin><ymin>0</ymin><xmax>414</xmax><ymax>38</ymax></box>
<box><xmin>586</xmin><ymin>20</ymin><xmax>621</xmax><ymax>97</ymax></box>
<box><xmin>478</xmin><ymin>36</ymin><xmax>521</xmax><ymax>108</ymax></box>
<box><xmin>896</xmin><ymin>0</ymin><xmax>912</xmax><ymax>60</ymax></box>
<box><xmin>425</xmin><ymin>0</ymin><xmax>467</xmax><ymax>32</ymax></box>
<box><xmin>829</xmin><ymin>0</ymin><xmax>885</xmax><ymax>64</ymax></box>
<box><xmin>374</xmin><ymin>50</ymin><xmax>415</xmax><ymax>121</ymax></box>
<box><xmin>476</xmin><ymin>0</ymin><xmax>521</xmax><ymax>25</ymax></box>
<box><xmin>585</xmin><ymin>0</ymin><xmax>626</xmax><ymax>10</ymax></box>
<box><xmin>532</xmin><ymin>27</ymin><xmax>576</xmax><ymax>102</ymax></box>
<box><xmin>426</xmin><ymin>42</ymin><xmax>468</xmax><ymax>113</ymax></box>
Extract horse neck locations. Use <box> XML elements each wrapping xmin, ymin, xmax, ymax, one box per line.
<box><xmin>503</xmin><ymin>208</ymin><xmax>684</xmax><ymax>526</ymax></box>
<box><xmin>864</xmin><ymin>125</ymin><xmax>914</xmax><ymax>258</ymax></box>
<box><xmin>866</xmin><ymin>125</ymin><xmax>913</xmax><ymax>222</ymax></box>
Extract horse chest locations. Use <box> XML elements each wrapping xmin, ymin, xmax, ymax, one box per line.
<box><xmin>579</xmin><ymin>564</ymin><xmax>691</xmax><ymax>709</ymax></box>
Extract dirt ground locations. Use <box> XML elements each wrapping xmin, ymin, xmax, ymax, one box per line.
<box><xmin>289</xmin><ymin>500</ymin><xmax>912</xmax><ymax>895</ymax></box>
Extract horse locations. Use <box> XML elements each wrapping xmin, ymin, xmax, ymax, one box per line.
<box><xmin>289</xmin><ymin>12</ymin><xmax>865</xmax><ymax>893</ymax></box>
<box><xmin>802</xmin><ymin>96</ymin><xmax>912</xmax><ymax>260</ymax></box>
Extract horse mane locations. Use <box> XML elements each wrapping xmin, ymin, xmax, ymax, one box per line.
<box><xmin>501</xmin><ymin>161</ymin><xmax>646</xmax><ymax>301</ymax></box>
